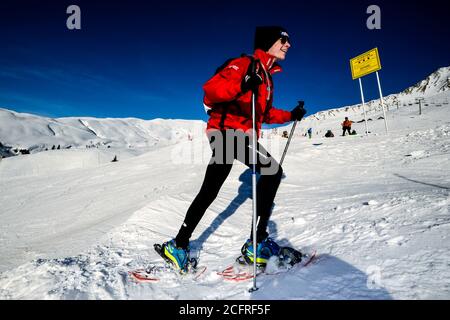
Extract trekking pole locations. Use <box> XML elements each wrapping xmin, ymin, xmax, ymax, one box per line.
<box><xmin>280</xmin><ymin>101</ymin><xmax>304</xmax><ymax>166</ymax></box>
<box><xmin>249</xmin><ymin>59</ymin><xmax>259</xmax><ymax>293</ymax></box>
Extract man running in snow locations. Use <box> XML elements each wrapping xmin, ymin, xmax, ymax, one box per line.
<box><xmin>161</xmin><ymin>26</ymin><xmax>306</xmax><ymax>272</ymax></box>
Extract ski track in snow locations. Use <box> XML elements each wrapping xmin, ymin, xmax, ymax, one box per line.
<box><xmin>1</xmin><ymin>92</ymin><xmax>450</xmax><ymax>299</ymax></box>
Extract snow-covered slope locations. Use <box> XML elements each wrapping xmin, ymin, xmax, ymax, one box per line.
<box><xmin>0</xmin><ymin>109</ymin><xmax>205</xmax><ymax>155</ymax></box>
<box><xmin>401</xmin><ymin>66</ymin><xmax>450</xmax><ymax>96</ymax></box>
<box><xmin>0</xmin><ymin>68</ymin><xmax>449</xmax><ymax>300</ymax></box>
<box><xmin>1</xmin><ymin>66</ymin><xmax>448</xmax><ymax>155</ymax></box>
<box><xmin>278</xmin><ymin>66</ymin><xmax>450</xmax><ymax>139</ymax></box>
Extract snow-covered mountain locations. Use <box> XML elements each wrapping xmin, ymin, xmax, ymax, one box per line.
<box><xmin>0</xmin><ymin>66</ymin><xmax>449</xmax><ymax>300</ymax></box>
<box><xmin>1</xmin><ymin>66</ymin><xmax>449</xmax><ymax>158</ymax></box>
<box><xmin>278</xmin><ymin>66</ymin><xmax>450</xmax><ymax>138</ymax></box>
<box><xmin>401</xmin><ymin>66</ymin><xmax>450</xmax><ymax>96</ymax></box>
<box><xmin>0</xmin><ymin>109</ymin><xmax>205</xmax><ymax>157</ymax></box>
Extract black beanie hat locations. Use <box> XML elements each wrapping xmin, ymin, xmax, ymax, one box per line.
<box><xmin>254</xmin><ymin>26</ymin><xmax>290</xmax><ymax>52</ymax></box>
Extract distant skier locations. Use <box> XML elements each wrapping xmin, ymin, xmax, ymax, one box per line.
<box><xmin>341</xmin><ymin>117</ymin><xmax>353</xmax><ymax>136</ymax></box>
<box><xmin>160</xmin><ymin>26</ymin><xmax>306</xmax><ymax>272</ymax></box>
<box><xmin>307</xmin><ymin>127</ymin><xmax>313</xmax><ymax>139</ymax></box>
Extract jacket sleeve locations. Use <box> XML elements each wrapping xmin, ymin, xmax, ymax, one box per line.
<box><xmin>202</xmin><ymin>58</ymin><xmax>249</xmax><ymax>103</ymax></box>
<box><xmin>264</xmin><ymin>106</ymin><xmax>292</xmax><ymax>124</ymax></box>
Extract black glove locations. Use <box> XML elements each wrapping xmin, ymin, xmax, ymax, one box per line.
<box><xmin>241</xmin><ymin>60</ymin><xmax>263</xmax><ymax>93</ymax></box>
<box><xmin>291</xmin><ymin>101</ymin><xmax>306</xmax><ymax>121</ymax></box>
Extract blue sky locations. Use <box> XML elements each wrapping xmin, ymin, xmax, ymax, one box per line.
<box><xmin>0</xmin><ymin>0</ymin><xmax>449</xmax><ymax>122</ymax></box>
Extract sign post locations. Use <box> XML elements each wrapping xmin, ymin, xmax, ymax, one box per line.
<box><xmin>350</xmin><ymin>47</ymin><xmax>388</xmax><ymax>134</ymax></box>
<box><xmin>358</xmin><ymin>78</ymin><xmax>369</xmax><ymax>135</ymax></box>
<box><xmin>376</xmin><ymin>71</ymin><xmax>388</xmax><ymax>132</ymax></box>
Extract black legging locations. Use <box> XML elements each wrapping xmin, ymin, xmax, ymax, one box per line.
<box><xmin>342</xmin><ymin>126</ymin><xmax>351</xmax><ymax>136</ymax></box>
<box><xmin>175</xmin><ymin>130</ymin><xmax>283</xmax><ymax>248</ymax></box>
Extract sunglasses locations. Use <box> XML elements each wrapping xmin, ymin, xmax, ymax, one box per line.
<box><xmin>280</xmin><ymin>36</ymin><xmax>290</xmax><ymax>45</ymax></box>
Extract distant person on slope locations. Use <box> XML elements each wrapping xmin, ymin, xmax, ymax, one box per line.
<box><xmin>325</xmin><ymin>129</ymin><xmax>335</xmax><ymax>138</ymax></box>
<box><xmin>160</xmin><ymin>26</ymin><xmax>306</xmax><ymax>272</ymax></box>
<box><xmin>341</xmin><ymin>117</ymin><xmax>353</xmax><ymax>136</ymax></box>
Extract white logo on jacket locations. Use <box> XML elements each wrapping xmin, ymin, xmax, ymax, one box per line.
<box><xmin>227</xmin><ymin>65</ymin><xmax>239</xmax><ymax>71</ymax></box>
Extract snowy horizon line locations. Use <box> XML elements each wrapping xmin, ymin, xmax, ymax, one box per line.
<box><xmin>1</xmin><ymin>65</ymin><xmax>449</xmax><ymax>123</ymax></box>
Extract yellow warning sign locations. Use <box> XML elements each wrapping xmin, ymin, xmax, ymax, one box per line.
<box><xmin>350</xmin><ymin>48</ymin><xmax>382</xmax><ymax>80</ymax></box>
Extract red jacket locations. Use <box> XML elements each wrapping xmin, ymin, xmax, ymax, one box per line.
<box><xmin>203</xmin><ymin>49</ymin><xmax>292</xmax><ymax>136</ymax></box>
<box><xmin>342</xmin><ymin>120</ymin><xmax>353</xmax><ymax>127</ymax></box>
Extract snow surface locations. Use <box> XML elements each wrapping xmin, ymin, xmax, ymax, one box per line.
<box><xmin>0</xmin><ymin>109</ymin><xmax>204</xmax><ymax>156</ymax></box>
<box><xmin>0</xmin><ymin>67</ymin><xmax>449</xmax><ymax>300</ymax></box>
